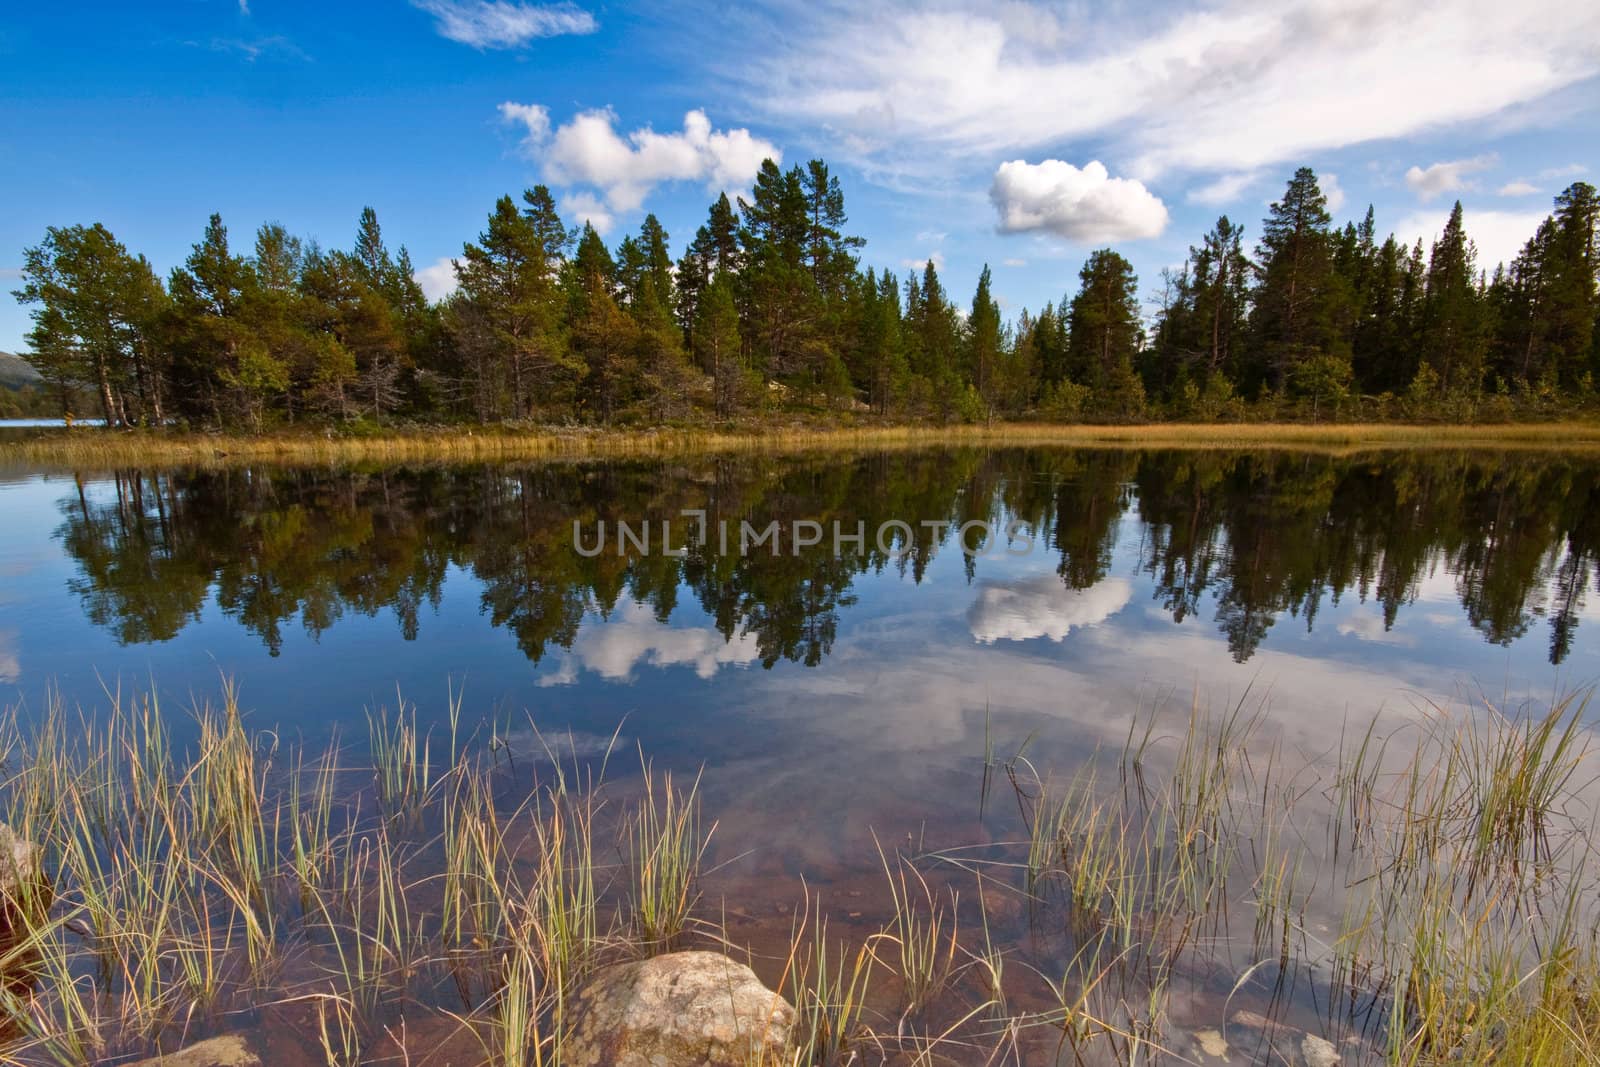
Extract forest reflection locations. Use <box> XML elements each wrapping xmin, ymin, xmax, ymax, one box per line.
<box><xmin>56</xmin><ymin>448</ymin><xmax>1600</xmax><ymax>668</ymax></box>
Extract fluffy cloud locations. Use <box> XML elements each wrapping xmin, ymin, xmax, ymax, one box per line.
<box><xmin>413</xmin><ymin>256</ymin><xmax>458</xmax><ymax>302</ymax></box>
<box><xmin>537</xmin><ymin>601</ymin><xmax>759</xmax><ymax>683</ymax></box>
<box><xmin>744</xmin><ymin>1</ymin><xmax>1600</xmax><ymax>180</ymax></box>
<box><xmin>1321</xmin><ymin>172</ymin><xmax>1346</xmax><ymax>213</ymax></box>
<box><xmin>1497</xmin><ymin>180</ymin><xmax>1541</xmax><ymax>197</ymax></box>
<box><xmin>413</xmin><ymin>0</ymin><xmax>596</xmax><ymax>49</ymax></box>
<box><xmin>990</xmin><ymin>160</ymin><xmax>1168</xmax><ymax>242</ymax></box>
<box><xmin>967</xmin><ymin>575</ymin><xmax>1132</xmax><ymax>644</ymax></box>
<box><xmin>498</xmin><ymin>101</ymin><xmax>550</xmax><ymax>147</ymax></box>
<box><xmin>558</xmin><ymin>191</ymin><xmax>615</xmax><ymax>235</ymax></box>
<box><xmin>503</xmin><ymin>105</ymin><xmax>780</xmax><ymax>224</ymax></box>
<box><xmin>1405</xmin><ymin>154</ymin><xmax>1497</xmax><ymax>201</ymax></box>
<box><xmin>1394</xmin><ymin>207</ymin><xmax>1546</xmax><ymax>271</ymax></box>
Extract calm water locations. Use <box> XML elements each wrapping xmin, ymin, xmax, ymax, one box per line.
<box><xmin>0</xmin><ymin>447</ymin><xmax>1596</xmax><ymax>1056</ymax></box>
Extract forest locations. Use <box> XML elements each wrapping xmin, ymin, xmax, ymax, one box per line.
<box><xmin>11</xmin><ymin>163</ymin><xmax>1600</xmax><ymax>430</ymax></box>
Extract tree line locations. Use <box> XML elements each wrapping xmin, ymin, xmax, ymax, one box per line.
<box><xmin>13</xmin><ymin>162</ymin><xmax>1600</xmax><ymax>429</ymax></box>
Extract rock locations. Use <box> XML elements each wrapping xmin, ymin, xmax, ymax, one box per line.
<box><xmin>1193</xmin><ymin>1027</ymin><xmax>1230</xmax><ymax>1060</ymax></box>
<box><xmin>122</xmin><ymin>1034</ymin><xmax>262</xmax><ymax>1067</ymax></box>
<box><xmin>1229</xmin><ymin>1009</ymin><xmax>1272</xmax><ymax>1030</ymax></box>
<box><xmin>563</xmin><ymin>951</ymin><xmax>794</xmax><ymax>1067</ymax></box>
<box><xmin>0</xmin><ymin>823</ymin><xmax>48</xmax><ymax>947</ymax></box>
<box><xmin>0</xmin><ymin>824</ymin><xmax>41</xmax><ymax>899</ymax></box>
<box><xmin>1301</xmin><ymin>1033</ymin><xmax>1340</xmax><ymax>1067</ymax></box>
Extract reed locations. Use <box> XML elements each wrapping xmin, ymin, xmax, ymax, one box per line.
<box><xmin>627</xmin><ymin>764</ymin><xmax>710</xmax><ymax>954</ymax></box>
<box><xmin>8</xmin><ymin>419</ymin><xmax>1600</xmax><ymax>472</ymax></box>
<box><xmin>0</xmin><ymin>681</ymin><xmax>1596</xmax><ymax>1065</ymax></box>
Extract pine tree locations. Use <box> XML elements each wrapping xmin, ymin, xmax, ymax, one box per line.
<box><xmin>1067</xmin><ymin>249</ymin><xmax>1144</xmax><ymax>418</ymax></box>
<box><xmin>1249</xmin><ymin>168</ymin><xmax>1339</xmax><ymax>394</ymax></box>
<box><xmin>966</xmin><ymin>265</ymin><xmax>1004</xmax><ymax>420</ymax></box>
<box><xmin>168</xmin><ymin>214</ymin><xmax>284</xmax><ymax>427</ymax></box>
<box><xmin>1419</xmin><ymin>201</ymin><xmax>1486</xmax><ymax>396</ymax></box>
<box><xmin>14</xmin><ymin>223</ymin><xmax>168</xmax><ymax>426</ymax></box>
<box><xmin>695</xmin><ymin>274</ymin><xmax>746</xmax><ymax>417</ymax></box>
<box><xmin>1545</xmin><ymin>182</ymin><xmax>1599</xmax><ymax>387</ymax></box>
<box><xmin>451</xmin><ymin>196</ymin><xmax>575</xmax><ymax>420</ymax></box>
<box><xmin>521</xmin><ymin>185</ymin><xmax>571</xmax><ymax>266</ymax></box>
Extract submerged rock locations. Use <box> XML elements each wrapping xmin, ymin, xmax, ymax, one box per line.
<box><xmin>564</xmin><ymin>951</ymin><xmax>794</xmax><ymax>1067</ymax></box>
<box><xmin>1192</xmin><ymin>1027</ymin><xmax>1229</xmax><ymax>1060</ymax></box>
<box><xmin>1301</xmin><ymin>1033</ymin><xmax>1340</xmax><ymax>1067</ymax></box>
<box><xmin>0</xmin><ymin>824</ymin><xmax>41</xmax><ymax>900</ymax></box>
<box><xmin>0</xmin><ymin>823</ymin><xmax>47</xmax><ymax>949</ymax></box>
<box><xmin>123</xmin><ymin>1034</ymin><xmax>263</xmax><ymax>1067</ymax></box>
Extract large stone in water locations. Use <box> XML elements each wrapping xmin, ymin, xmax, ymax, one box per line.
<box><xmin>122</xmin><ymin>1034</ymin><xmax>262</xmax><ymax>1067</ymax></box>
<box><xmin>0</xmin><ymin>824</ymin><xmax>40</xmax><ymax>900</ymax></box>
<box><xmin>564</xmin><ymin>951</ymin><xmax>795</xmax><ymax>1067</ymax></box>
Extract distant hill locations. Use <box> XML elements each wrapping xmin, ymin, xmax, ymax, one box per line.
<box><xmin>0</xmin><ymin>352</ymin><xmax>42</xmax><ymax>391</ymax></box>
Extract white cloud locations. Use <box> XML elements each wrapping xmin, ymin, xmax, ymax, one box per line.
<box><xmin>990</xmin><ymin>159</ymin><xmax>1168</xmax><ymax>242</ymax></box>
<box><xmin>1336</xmin><ymin>611</ymin><xmax>1415</xmax><ymax>646</ymax></box>
<box><xmin>537</xmin><ymin>601</ymin><xmax>759</xmax><ymax>683</ymax></box>
<box><xmin>967</xmin><ymin>575</ymin><xmax>1132</xmax><ymax>644</ymax></box>
<box><xmin>1186</xmin><ymin>171</ymin><xmax>1260</xmax><ymax>206</ymax></box>
<box><xmin>1001</xmin><ymin>257</ymin><xmax>1027</xmax><ymax>268</ymax></box>
<box><xmin>414</xmin><ymin>256</ymin><xmax>459</xmax><ymax>302</ymax></box>
<box><xmin>1404</xmin><ymin>154</ymin><xmax>1497</xmax><ymax>201</ymax></box>
<box><xmin>559</xmin><ymin>191</ymin><xmax>615</xmax><ymax>235</ymax></box>
<box><xmin>1394</xmin><ymin>207</ymin><xmax>1546</xmax><ymax>271</ymax></box>
<box><xmin>901</xmin><ymin>251</ymin><xmax>946</xmax><ymax>272</ymax></box>
<box><xmin>498</xmin><ymin>101</ymin><xmax>550</xmax><ymax>148</ymax></box>
<box><xmin>745</xmin><ymin>1</ymin><xmax>1600</xmax><ymax>181</ymax></box>
<box><xmin>1540</xmin><ymin>163</ymin><xmax>1587</xmax><ymax>179</ymax></box>
<box><xmin>1497</xmin><ymin>179</ymin><xmax>1541</xmax><ymax>197</ymax></box>
<box><xmin>413</xmin><ymin>0</ymin><xmax>596</xmax><ymax>49</ymax></box>
<box><xmin>517</xmin><ymin>107</ymin><xmax>779</xmax><ymax>221</ymax></box>
<box><xmin>1321</xmin><ymin>172</ymin><xmax>1346</xmax><ymax>213</ymax></box>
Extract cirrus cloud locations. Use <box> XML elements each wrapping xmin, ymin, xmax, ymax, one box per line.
<box><xmin>413</xmin><ymin>0</ymin><xmax>596</xmax><ymax>49</ymax></box>
<box><xmin>990</xmin><ymin>159</ymin><xmax>1168</xmax><ymax>242</ymax></box>
<box><xmin>743</xmin><ymin>0</ymin><xmax>1600</xmax><ymax>182</ymax></box>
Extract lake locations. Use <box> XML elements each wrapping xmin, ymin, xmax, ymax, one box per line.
<box><xmin>0</xmin><ymin>445</ymin><xmax>1595</xmax><ymax>1063</ymax></box>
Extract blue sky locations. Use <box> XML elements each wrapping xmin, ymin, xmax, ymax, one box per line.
<box><xmin>2</xmin><ymin>0</ymin><xmax>1598</xmax><ymax>353</ymax></box>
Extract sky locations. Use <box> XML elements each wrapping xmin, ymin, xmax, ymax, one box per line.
<box><xmin>2</xmin><ymin>0</ymin><xmax>1598</xmax><ymax>353</ymax></box>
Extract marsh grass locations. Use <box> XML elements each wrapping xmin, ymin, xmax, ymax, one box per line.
<box><xmin>8</xmin><ymin>420</ymin><xmax>1600</xmax><ymax>472</ymax></box>
<box><xmin>0</xmin><ymin>683</ymin><xmax>1596</xmax><ymax>1066</ymax></box>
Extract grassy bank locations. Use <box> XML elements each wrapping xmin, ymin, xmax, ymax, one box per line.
<box><xmin>6</xmin><ymin>419</ymin><xmax>1600</xmax><ymax>470</ymax></box>
<box><xmin>0</xmin><ymin>685</ymin><xmax>1596</xmax><ymax>1065</ymax></box>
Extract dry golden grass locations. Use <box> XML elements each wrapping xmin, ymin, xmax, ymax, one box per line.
<box><xmin>6</xmin><ymin>419</ymin><xmax>1600</xmax><ymax>470</ymax></box>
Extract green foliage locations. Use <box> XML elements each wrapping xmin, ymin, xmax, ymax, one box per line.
<box><xmin>15</xmin><ymin>163</ymin><xmax>1599</xmax><ymax>431</ymax></box>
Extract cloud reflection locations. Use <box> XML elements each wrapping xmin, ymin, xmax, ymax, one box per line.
<box><xmin>967</xmin><ymin>575</ymin><xmax>1131</xmax><ymax>643</ymax></box>
<box><xmin>0</xmin><ymin>629</ymin><xmax>18</xmax><ymax>684</ymax></box>
<box><xmin>538</xmin><ymin>601</ymin><xmax>759</xmax><ymax>685</ymax></box>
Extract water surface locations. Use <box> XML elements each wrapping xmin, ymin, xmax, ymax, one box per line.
<box><xmin>1</xmin><ymin>446</ymin><xmax>1596</xmax><ymax>1057</ymax></box>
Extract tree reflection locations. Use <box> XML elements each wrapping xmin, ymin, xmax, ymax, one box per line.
<box><xmin>57</xmin><ymin>450</ymin><xmax>1600</xmax><ymax>668</ymax></box>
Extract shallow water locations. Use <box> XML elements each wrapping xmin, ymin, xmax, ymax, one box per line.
<box><xmin>1</xmin><ymin>446</ymin><xmax>1596</xmax><ymax>1061</ymax></box>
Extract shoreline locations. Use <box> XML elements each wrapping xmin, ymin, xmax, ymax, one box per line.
<box><xmin>6</xmin><ymin>419</ymin><xmax>1600</xmax><ymax>469</ymax></box>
